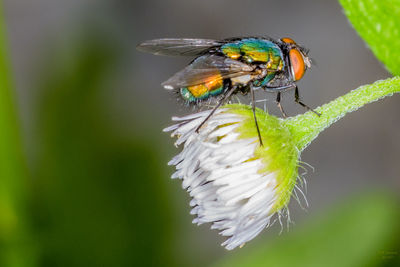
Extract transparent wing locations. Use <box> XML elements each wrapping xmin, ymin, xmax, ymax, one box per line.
<box><xmin>136</xmin><ymin>38</ymin><xmax>222</xmax><ymax>56</ymax></box>
<box><xmin>162</xmin><ymin>55</ymin><xmax>255</xmax><ymax>90</ymax></box>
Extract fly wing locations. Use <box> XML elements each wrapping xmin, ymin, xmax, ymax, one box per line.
<box><xmin>136</xmin><ymin>38</ymin><xmax>222</xmax><ymax>56</ymax></box>
<box><xmin>162</xmin><ymin>55</ymin><xmax>255</xmax><ymax>90</ymax></box>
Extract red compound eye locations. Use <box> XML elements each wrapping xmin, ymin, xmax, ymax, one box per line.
<box><xmin>281</xmin><ymin>37</ymin><xmax>296</xmax><ymax>44</ymax></box>
<box><xmin>289</xmin><ymin>49</ymin><xmax>305</xmax><ymax>81</ymax></box>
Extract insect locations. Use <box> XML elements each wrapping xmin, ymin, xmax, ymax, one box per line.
<box><xmin>137</xmin><ymin>37</ymin><xmax>320</xmax><ymax>146</ymax></box>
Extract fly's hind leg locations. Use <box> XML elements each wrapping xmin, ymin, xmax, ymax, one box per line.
<box><xmin>195</xmin><ymin>85</ymin><xmax>237</xmax><ymax>133</ymax></box>
<box><xmin>294</xmin><ymin>86</ymin><xmax>321</xmax><ymax>116</ymax></box>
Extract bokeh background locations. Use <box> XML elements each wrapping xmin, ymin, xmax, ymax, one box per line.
<box><xmin>1</xmin><ymin>0</ymin><xmax>399</xmax><ymax>266</ymax></box>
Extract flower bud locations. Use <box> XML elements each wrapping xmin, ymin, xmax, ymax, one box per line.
<box><xmin>164</xmin><ymin>104</ymin><xmax>300</xmax><ymax>250</ymax></box>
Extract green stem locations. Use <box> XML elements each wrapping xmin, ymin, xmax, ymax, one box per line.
<box><xmin>283</xmin><ymin>76</ymin><xmax>400</xmax><ymax>152</ymax></box>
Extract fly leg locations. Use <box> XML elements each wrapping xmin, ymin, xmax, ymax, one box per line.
<box><xmin>250</xmin><ymin>84</ymin><xmax>263</xmax><ymax>146</ymax></box>
<box><xmin>294</xmin><ymin>85</ymin><xmax>321</xmax><ymax>116</ymax></box>
<box><xmin>195</xmin><ymin>86</ymin><xmax>237</xmax><ymax>133</ymax></box>
<box><xmin>266</xmin><ymin>84</ymin><xmax>296</xmax><ymax>91</ymax></box>
<box><xmin>276</xmin><ymin>92</ymin><xmax>287</xmax><ymax>118</ymax></box>
<box><xmin>265</xmin><ymin>83</ymin><xmax>293</xmax><ymax>117</ymax></box>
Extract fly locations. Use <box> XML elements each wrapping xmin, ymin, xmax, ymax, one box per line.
<box><xmin>137</xmin><ymin>37</ymin><xmax>320</xmax><ymax>146</ymax></box>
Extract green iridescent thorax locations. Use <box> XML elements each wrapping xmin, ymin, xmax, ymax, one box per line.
<box><xmin>253</xmin><ymin>72</ymin><xmax>276</xmax><ymax>87</ymax></box>
<box><xmin>221</xmin><ymin>43</ymin><xmax>241</xmax><ymax>60</ymax></box>
<box><xmin>221</xmin><ymin>38</ymin><xmax>284</xmax><ymax>70</ymax></box>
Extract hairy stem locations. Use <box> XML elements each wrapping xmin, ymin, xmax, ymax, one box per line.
<box><xmin>283</xmin><ymin>76</ymin><xmax>400</xmax><ymax>152</ymax></box>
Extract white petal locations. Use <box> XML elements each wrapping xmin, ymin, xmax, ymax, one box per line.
<box><xmin>166</xmin><ymin>108</ymin><xmax>282</xmax><ymax>250</ymax></box>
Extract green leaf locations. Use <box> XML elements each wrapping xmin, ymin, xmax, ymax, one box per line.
<box><xmin>339</xmin><ymin>0</ymin><xmax>400</xmax><ymax>75</ymax></box>
<box><xmin>214</xmin><ymin>192</ymin><xmax>400</xmax><ymax>267</ymax></box>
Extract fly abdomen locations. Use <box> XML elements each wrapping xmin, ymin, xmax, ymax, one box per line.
<box><xmin>180</xmin><ymin>78</ymin><xmax>224</xmax><ymax>102</ymax></box>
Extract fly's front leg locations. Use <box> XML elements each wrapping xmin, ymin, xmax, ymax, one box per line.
<box><xmin>294</xmin><ymin>86</ymin><xmax>321</xmax><ymax>116</ymax></box>
<box><xmin>265</xmin><ymin>84</ymin><xmax>295</xmax><ymax>118</ymax></box>
<box><xmin>276</xmin><ymin>92</ymin><xmax>287</xmax><ymax>118</ymax></box>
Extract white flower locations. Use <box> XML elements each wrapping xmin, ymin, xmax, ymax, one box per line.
<box><xmin>164</xmin><ymin>104</ymin><xmax>300</xmax><ymax>250</ymax></box>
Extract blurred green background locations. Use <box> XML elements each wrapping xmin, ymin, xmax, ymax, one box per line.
<box><xmin>0</xmin><ymin>0</ymin><xmax>399</xmax><ymax>266</ymax></box>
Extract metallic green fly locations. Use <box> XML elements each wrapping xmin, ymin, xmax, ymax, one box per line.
<box><xmin>137</xmin><ymin>37</ymin><xmax>320</xmax><ymax>145</ymax></box>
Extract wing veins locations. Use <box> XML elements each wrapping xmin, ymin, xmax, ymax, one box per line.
<box><xmin>162</xmin><ymin>55</ymin><xmax>255</xmax><ymax>89</ymax></box>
